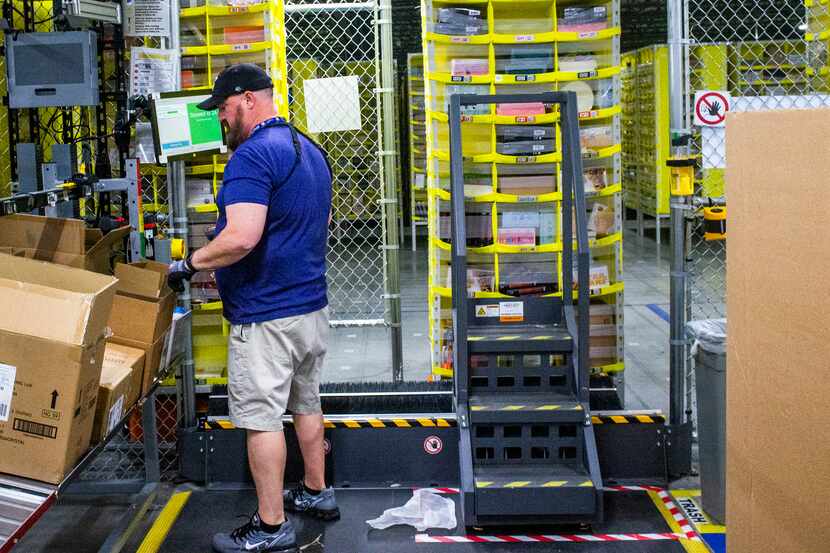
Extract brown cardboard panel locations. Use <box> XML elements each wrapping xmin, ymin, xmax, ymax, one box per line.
<box><xmin>726</xmin><ymin>108</ymin><xmax>830</xmax><ymax>553</ymax></box>
<box><xmin>91</xmin><ymin>360</ymin><xmax>132</xmax><ymax>443</ymax></box>
<box><xmin>0</xmin><ymin>253</ymin><xmax>117</xmax><ymax>346</ymax></box>
<box><xmin>110</xmin><ymin>333</ymin><xmax>167</xmax><ymax>397</ymax></box>
<box><xmin>0</xmin><ymin>214</ymin><xmax>86</xmax><ymax>254</ymax></box>
<box><xmin>0</xmin><ymin>215</ymin><xmax>129</xmax><ymax>274</ymax></box>
<box><xmin>0</xmin><ymin>332</ymin><xmax>105</xmax><ymax>484</ymax></box>
<box><xmin>108</xmin><ymin>292</ymin><xmax>175</xmax><ymax>344</ymax></box>
<box><xmin>102</xmin><ymin>342</ymin><xmax>145</xmax><ymax>408</ymax></box>
<box><xmin>114</xmin><ymin>261</ymin><xmax>172</xmax><ymax>300</ymax></box>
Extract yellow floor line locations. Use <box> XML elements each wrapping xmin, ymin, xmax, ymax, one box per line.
<box><xmin>647</xmin><ymin>490</ymin><xmax>710</xmax><ymax>553</ymax></box>
<box><xmin>137</xmin><ymin>491</ymin><xmax>192</xmax><ymax>553</ymax></box>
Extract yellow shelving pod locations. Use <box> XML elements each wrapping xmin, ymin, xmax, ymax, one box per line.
<box><xmin>621</xmin><ymin>45</ymin><xmax>670</xmax><ymax>237</ymax></box>
<box><xmin>178</xmin><ymin>0</ymin><xmax>289</xmax><ymax>381</ymax></box>
<box><xmin>421</xmin><ymin>0</ymin><xmax>625</xmax><ymax>386</ymax></box>
<box><xmin>409</xmin><ymin>53</ymin><xmax>429</xmax><ymax>250</ymax></box>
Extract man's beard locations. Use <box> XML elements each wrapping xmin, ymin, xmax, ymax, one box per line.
<box><xmin>225</xmin><ymin>106</ymin><xmax>246</xmax><ymax>150</ymax></box>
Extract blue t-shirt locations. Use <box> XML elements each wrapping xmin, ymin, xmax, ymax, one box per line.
<box><xmin>214</xmin><ymin>119</ymin><xmax>332</xmax><ymax>324</ymax></box>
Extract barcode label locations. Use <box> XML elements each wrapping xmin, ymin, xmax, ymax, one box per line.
<box><xmin>14</xmin><ymin>418</ymin><xmax>58</xmax><ymax>439</ymax></box>
<box><xmin>0</xmin><ymin>363</ymin><xmax>15</xmax><ymax>423</ymax></box>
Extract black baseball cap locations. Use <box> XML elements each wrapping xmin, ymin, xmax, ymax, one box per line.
<box><xmin>196</xmin><ymin>63</ymin><xmax>273</xmax><ymax>110</ymax></box>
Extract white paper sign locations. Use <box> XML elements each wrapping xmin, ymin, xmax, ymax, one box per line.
<box><xmin>0</xmin><ymin>363</ymin><xmax>16</xmax><ymax>422</ymax></box>
<box><xmin>124</xmin><ymin>0</ymin><xmax>171</xmax><ymax>38</ymax></box>
<box><xmin>130</xmin><ymin>47</ymin><xmax>179</xmax><ymax>98</ymax></box>
<box><xmin>107</xmin><ymin>395</ymin><xmax>126</xmax><ymax>434</ymax></box>
<box><xmin>303</xmin><ymin>76</ymin><xmax>362</xmax><ymax>133</ymax></box>
<box><xmin>499</xmin><ymin>301</ymin><xmax>524</xmax><ymax>322</ymax></box>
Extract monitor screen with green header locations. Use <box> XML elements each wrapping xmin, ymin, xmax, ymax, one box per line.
<box><xmin>151</xmin><ymin>90</ymin><xmax>227</xmax><ymax>163</ymax></box>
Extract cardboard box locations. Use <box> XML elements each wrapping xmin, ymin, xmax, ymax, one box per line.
<box><xmin>111</xmin><ymin>333</ymin><xmax>168</xmax><ymax>397</ymax></box>
<box><xmin>91</xmin><ymin>350</ymin><xmax>135</xmax><ymax>443</ymax></box>
<box><xmin>0</xmin><ymin>254</ymin><xmax>117</xmax><ymax>347</ymax></box>
<box><xmin>0</xmin><ymin>333</ymin><xmax>106</xmax><ymax>483</ymax></box>
<box><xmin>114</xmin><ymin>261</ymin><xmax>171</xmax><ymax>301</ymax></box>
<box><xmin>725</xmin><ymin>108</ymin><xmax>830</xmax><ymax>553</ymax></box>
<box><xmin>108</xmin><ymin>262</ymin><xmax>175</xmax><ymax>344</ymax></box>
<box><xmin>102</xmin><ymin>343</ymin><xmax>146</xmax><ymax>408</ymax></box>
<box><xmin>0</xmin><ymin>254</ymin><xmax>116</xmax><ymax>483</ymax></box>
<box><xmin>0</xmin><ymin>214</ymin><xmax>130</xmax><ymax>274</ymax></box>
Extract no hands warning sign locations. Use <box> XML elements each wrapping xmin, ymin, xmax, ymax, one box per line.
<box><xmin>694</xmin><ymin>91</ymin><xmax>731</xmax><ymax>127</ymax></box>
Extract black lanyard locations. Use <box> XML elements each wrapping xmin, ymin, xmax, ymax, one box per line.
<box><xmin>248</xmin><ymin>117</ymin><xmax>333</xmax><ymax>184</ymax></box>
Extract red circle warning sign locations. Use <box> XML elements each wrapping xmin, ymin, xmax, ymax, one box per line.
<box><xmin>424</xmin><ymin>435</ymin><xmax>443</xmax><ymax>455</ymax></box>
<box><xmin>695</xmin><ymin>91</ymin><xmax>730</xmax><ymax>127</ymax></box>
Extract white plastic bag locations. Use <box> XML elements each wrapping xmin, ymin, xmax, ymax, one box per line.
<box><xmin>686</xmin><ymin>318</ymin><xmax>727</xmax><ymax>355</ymax></box>
<box><xmin>366</xmin><ymin>488</ymin><xmax>457</xmax><ymax>531</ymax></box>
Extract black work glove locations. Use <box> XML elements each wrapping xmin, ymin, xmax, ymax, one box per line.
<box><xmin>167</xmin><ymin>254</ymin><xmax>197</xmax><ymax>293</ymax></box>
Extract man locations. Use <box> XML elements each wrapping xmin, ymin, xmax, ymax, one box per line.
<box><xmin>168</xmin><ymin>64</ymin><xmax>337</xmax><ymax>553</ymax></box>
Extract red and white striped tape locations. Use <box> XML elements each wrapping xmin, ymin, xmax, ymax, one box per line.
<box><xmin>415</xmin><ymin>532</ymin><xmax>684</xmax><ymax>544</ymax></box>
<box><xmin>654</xmin><ymin>489</ymin><xmax>702</xmax><ymax>542</ymax></box>
<box><xmin>604</xmin><ymin>485</ymin><xmax>665</xmax><ymax>493</ymax></box>
<box><xmin>414</xmin><ymin>487</ymin><xmax>459</xmax><ymax>495</ymax></box>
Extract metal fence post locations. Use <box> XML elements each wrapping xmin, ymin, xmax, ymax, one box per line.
<box><xmin>376</xmin><ymin>0</ymin><xmax>403</xmax><ymax>382</ymax></box>
<box><xmin>668</xmin><ymin>0</ymin><xmax>689</xmax><ymax>426</ymax></box>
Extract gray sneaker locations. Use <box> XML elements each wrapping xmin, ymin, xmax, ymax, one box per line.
<box><xmin>283</xmin><ymin>481</ymin><xmax>340</xmax><ymax>521</ymax></box>
<box><xmin>212</xmin><ymin>513</ymin><xmax>298</xmax><ymax>553</ymax></box>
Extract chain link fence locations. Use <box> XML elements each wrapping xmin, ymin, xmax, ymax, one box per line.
<box><xmin>285</xmin><ymin>0</ymin><xmax>388</xmax><ymax>322</ymax></box>
<box><xmin>682</xmin><ymin>0</ymin><xmax>830</xmax><ymax>414</ymax></box>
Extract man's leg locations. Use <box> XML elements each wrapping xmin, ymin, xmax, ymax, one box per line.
<box><xmin>291</xmin><ymin>414</ymin><xmax>325</xmax><ymax>490</ymax></box>
<box><xmin>248</xmin><ymin>430</ymin><xmax>287</xmax><ymax>525</ymax></box>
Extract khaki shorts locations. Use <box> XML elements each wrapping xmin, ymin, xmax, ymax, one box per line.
<box><xmin>227</xmin><ymin>307</ymin><xmax>329</xmax><ymax>432</ymax></box>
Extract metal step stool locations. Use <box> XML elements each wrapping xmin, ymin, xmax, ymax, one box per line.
<box><xmin>448</xmin><ymin>91</ymin><xmax>603</xmax><ymax>526</ymax></box>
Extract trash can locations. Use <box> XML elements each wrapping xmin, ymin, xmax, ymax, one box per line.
<box><xmin>687</xmin><ymin>318</ymin><xmax>727</xmax><ymax>525</ymax></box>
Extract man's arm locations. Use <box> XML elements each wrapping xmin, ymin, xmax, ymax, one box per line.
<box><xmin>190</xmin><ymin>203</ymin><xmax>267</xmax><ymax>270</ymax></box>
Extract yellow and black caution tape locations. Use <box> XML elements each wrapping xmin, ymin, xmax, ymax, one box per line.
<box><xmin>203</xmin><ymin>417</ymin><xmax>458</xmax><ymax>431</ymax></box>
<box><xmin>592</xmin><ymin>414</ymin><xmax>665</xmax><ymax>424</ymax></box>
<box><xmin>471</xmin><ymin>404</ymin><xmax>582</xmax><ymax>412</ymax></box>
<box><xmin>476</xmin><ymin>478</ymin><xmax>594</xmax><ymax>489</ymax></box>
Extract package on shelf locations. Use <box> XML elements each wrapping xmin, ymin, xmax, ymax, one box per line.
<box><xmin>499</xmin><ymin>206</ymin><xmax>557</xmax><ymax>245</ymax></box>
<box><xmin>223</xmin><ymin>25</ymin><xmax>265</xmax><ymax>45</ymax></box>
<box><xmin>587</xmin><ymin>202</ymin><xmax>615</xmax><ymax>237</ymax></box>
<box><xmin>498</xmin><ymin>139</ymin><xmax>556</xmax><ymax>156</ymax></box>
<box><xmin>560</xmin><ymin>79</ymin><xmax>614</xmax><ymax>112</ymax></box>
<box><xmin>495</xmin><ymin>102</ymin><xmax>545</xmax><ymax>117</ymax></box>
<box><xmin>450</xmin><ymin>58</ymin><xmax>489</xmax><ymax>76</ymax></box>
<box><xmin>498</xmin><ymin>254</ymin><xmax>558</xmax><ymax>296</ymax></box>
<box><xmin>584</xmin><ymin>167</ymin><xmax>608</xmax><ymax>193</ymax></box>
<box><xmin>467</xmin><ymin>267</ymin><xmax>496</xmax><ymax>294</ymax></box>
<box><xmin>191</xmin><ymin>271</ymin><xmax>221</xmax><ymax>302</ymax></box>
<box><xmin>181</xmin><ymin>18</ymin><xmax>207</xmax><ymax>48</ymax></box>
<box><xmin>498</xmin><ymin>228</ymin><xmax>536</xmax><ymax>246</ymax></box>
<box><xmin>435</xmin><ymin>7</ymin><xmax>487</xmax><ymax>36</ymax></box>
<box><xmin>579</xmin><ymin>124</ymin><xmax>614</xmax><ymax>153</ymax></box>
<box><xmin>558</xmin><ymin>6</ymin><xmax>609</xmax><ymax>33</ymax></box>
<box><xmin>559</xmin><ymin>40</ymin><xmax>614</xmax><ymax>72</ymax></box>
<box><xmin>572</xmin><ymin>263</ymin><xmax>610</xmax><ymax>292</ymax></box>
<box><xmin>495</xmin><ymin>44</ymin><xmax>554</xmax><ymax>75</ymax></box>
<box><xmin>498</xmin><ymin>163</ymin><xmax>558</xmax><ymax>196</ymax></box>
<box><xmin>187</xmin><ymin>178</ymin><xmax>215</xmax><ymax>208</ymax></box>
<box><xmin>437</xmin><ymin>84</ymin><xmax>490</xmax><ymax>114</ymax></box>
<box><xmin>497</xmin><ymin>125</ymin><xmax>555</xmax><ymax>142</ymax></box>
<box><xmin>181</xmin><ymin>55</ymin><xmax>209</xmax><ymax>89</ymax></box>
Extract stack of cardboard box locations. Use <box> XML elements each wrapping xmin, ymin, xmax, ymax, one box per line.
<box><xmin>0</xmin><ymin>254</ymin><xmax>117</xmax><ymax>483</ymax></box>
<box><xmin>107</xmin><ymin>262</ymin><xmax>176</xmax><ymax>397</ymax></box>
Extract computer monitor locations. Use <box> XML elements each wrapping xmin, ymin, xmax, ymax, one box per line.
<box><xmin>5</xmin><ymin>31</ymin><xmax>99</xmax><ymax>108</ymax></box>
<box><xmin>150</xmin><ymin>90</ymin><xmax>226</xmax><ymax>164</ymax></box>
